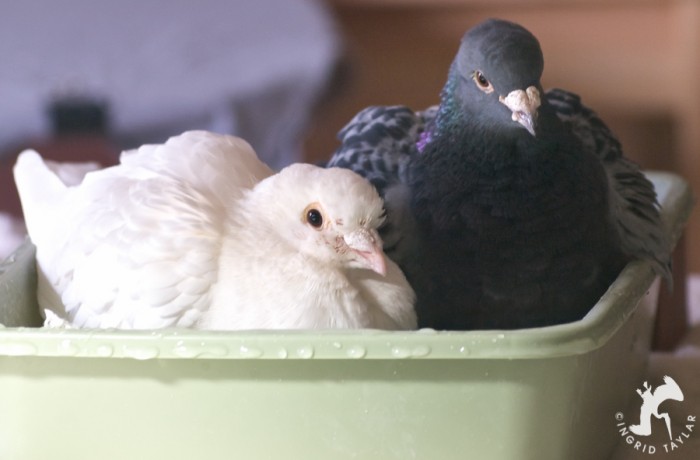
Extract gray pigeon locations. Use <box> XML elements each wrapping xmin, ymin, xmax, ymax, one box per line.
<box><xmin>327</xmin><ymin>18</ymin><xmax>670</xmax><ymax>330</ymax></box>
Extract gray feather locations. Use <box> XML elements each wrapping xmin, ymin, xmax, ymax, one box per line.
<box><xmin>328</xmin><ymin>105</ymin><xmax>436</xmax><ymax>263</ymax></box>
<box><xmin>546</xmin><ymin>89</ymin><xmax>671</xmax><ymax>283</ymax></box>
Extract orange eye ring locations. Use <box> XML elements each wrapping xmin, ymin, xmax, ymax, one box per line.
<box><xmin>473</xmin><ymin>71</ymin><xmax>494</xmax><ymax>94</ymax></box>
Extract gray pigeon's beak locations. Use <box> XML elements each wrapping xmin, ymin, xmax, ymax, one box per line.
<box><xmin>344</xmin><ymin>228</ymin><xmax>387</xmax><ymax>276</ymax></box>
<box><xmin>499</xmin><ymin>86</ymin><xmax>541</xmax><ymax>137</ymax></box>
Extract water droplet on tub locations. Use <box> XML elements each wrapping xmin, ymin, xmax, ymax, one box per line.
<box><xmin>172</xmin><ymin>342</ymin><xmax>194</xmax><ymax>358</ymax></box>
<box><xmin>239</xmin><ymin>345</ymin><xmax>263</xmax><ymax>358</ymax></box>
<box><xmin>0</xmin><ymin>342</ymin><xmax>38</xmax><ymax>356</ymax></box>
<box><xmin>346</xmin><ymin>345</ymin><xmax>367</xmax><ymax>359</ymax></box>
<box><xmin>203</xmin><ymin>344</ymin><xmax>229</xmax><ymax>358</ymax></box>
<box><xmin>491</xmin><ymin>333</ymin><xmax>506</xmax><ymax>344</ymax></box>
<box><xmin>123</xmin><ymin>345</ymin><xmax>159</xmax><ymax>360</ymax></box>
<box><xmin>296</xmin><ymin>346</ymin><xmax>314</xmax><ymax>359</ymax></box>
<box><xmin>277</xmin><ymin>348</ymin><xmax>289</xmax><ymax>359</ymax></box>
<box><xmin>58</xmin><ymin>339</ymin><xmax>80</xmax><ymax>356</ymax></box>
<box><xmin>173</xmin><ymin>342</ymin><xmax>199</xmax><ymax>358</ymax></box>
<box><xmin>332</xmin><ymin>342</ymin><xmax>342</xmax><ymax>349</ymax></box>
<box><xmin>411</xmin><ymin>345</ymin><xmax>431</xmax><ymax>357</ymax></box>
<box><xmin>390</xmin><ymin>346</ymin><xmax>411</xmax><ymax>358</ymax></box>
<box><xmin>173</xmin><ymin>341</ymin><xmax>229</xmax><ymax>358</ymax></box>
<box><xmin>95</xmin><ymin>344</ymin><xmax>114</xmax><ymax>357</ymax></box>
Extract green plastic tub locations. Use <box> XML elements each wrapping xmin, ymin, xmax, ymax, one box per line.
<box><xmin>0</xmin><ymin>172</ymin><xmax>693</xmax><ymax>460</ymax></box>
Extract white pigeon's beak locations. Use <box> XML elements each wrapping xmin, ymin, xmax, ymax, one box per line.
<box><xmin>499</xmin><ymin>86</ymin><xmax>541</xmax><ymax>137</ymax></box>
<box><xmin>344</xmin><ymin>228</ymin><xmax>387</xmax><ymax>276</ymax></box>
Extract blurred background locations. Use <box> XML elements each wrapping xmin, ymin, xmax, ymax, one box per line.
<box><xmin>0</xmin><ymin>0</ymin><xmax>341</xmax><ymax>254</ymax></box>
<box><xmin>1</xmin><ymin>0</ymin><xmax>698</xmax><ymax>333</ymax></box>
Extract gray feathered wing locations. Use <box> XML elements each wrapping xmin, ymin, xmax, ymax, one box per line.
<box><xmin>546</xmin><ymin>89</ymin><xmax>671</xmax><ymax>283</ymax></box>
<box><xmin>327</xmin><ymin>105</ymin><xmax>437</xmax><ymax>264</ymax></box>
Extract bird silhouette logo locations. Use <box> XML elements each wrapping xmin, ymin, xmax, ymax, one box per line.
<box><xmin>629</xmin><ymin>376</ymin><xmax>684</xmax><ymax>440</ymax></box>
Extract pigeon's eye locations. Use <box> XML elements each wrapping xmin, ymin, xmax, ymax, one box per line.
<box><xmin>473</xmin><ymin>71</ymin><xmax>494</xmax><ymax>94</ymax></box>
<box><xmin>307</xmin><ymin>209</ymin><xmax>323</xmax><ymax>228</ymax></box>
<box><xmin>303</xmin><ymin>203</ymin><xmax>326</xmax><ymax>230</ymax></box>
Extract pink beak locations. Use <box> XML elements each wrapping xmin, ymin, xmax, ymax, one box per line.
<box><xmin>344</xmin><ymin>229</ymin><xmax>387</xmax><ymax>276</ymax></box>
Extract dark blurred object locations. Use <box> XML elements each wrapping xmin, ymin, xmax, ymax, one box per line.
<box><xmin>48</xmin><ymin>97</ymin><xmax>110</xmax><ymax>136</ymax></box>
<box><xmin>0</xmin><ymin>0</ymin><xmax>341</xmax><ymax>257</ymax></box>
<box><xmin>0</xmin><ymin>1</ymin><xmax>340</xmax><ymax>171</ymax></box>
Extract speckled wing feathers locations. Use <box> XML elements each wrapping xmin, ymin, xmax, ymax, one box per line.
<box><xmin>327</xmin><ymin>105</ymin><xmax>437</xmax><ymax>195</ymax></box>
<box><xmin>327</xmin><ymin>106</ymin><xmax>436</xmax><ymax>261</ymax></box>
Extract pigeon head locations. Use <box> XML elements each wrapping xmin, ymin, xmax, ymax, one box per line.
<box><xmin>252</xmin><ymin>164</ymin><xmax>388</xmax><ymax>275</ymax></box>
<box><xmin>443</xmin><ymin>18</ymin><xmax>545</xmax><ymax>136</ymax></box>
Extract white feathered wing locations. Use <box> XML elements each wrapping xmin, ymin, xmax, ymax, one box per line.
<box><xmin>14</xmin><ymin>131</ymin><xmax>273</xmax><ymax>329</ymax></box>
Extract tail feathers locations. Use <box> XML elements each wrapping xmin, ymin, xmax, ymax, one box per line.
<box><xmin>13</xmin><ymin>149</ymin><xmax>68</xmax><ymax>238</ymax></box>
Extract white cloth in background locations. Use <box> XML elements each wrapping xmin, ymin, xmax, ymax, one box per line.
<box><xmin>0</xmin><ymin>0</ymin><xmax>340</xmax><ymax>169</ymax></box>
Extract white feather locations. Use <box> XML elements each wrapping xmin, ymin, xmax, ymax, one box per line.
<box><xmin>14</xmin><ymin>131</ymin><xmax>416</xmax><ymax>331</ymax></box>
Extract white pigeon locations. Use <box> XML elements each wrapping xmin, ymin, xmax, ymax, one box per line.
<box><xmin>14</xmin><ymin>130</ymin><xmax>417</xmax><ymax>331</ymax></box>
